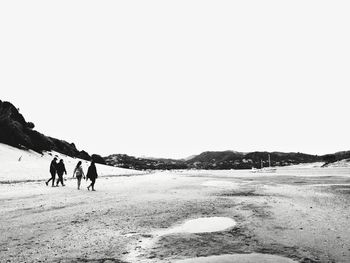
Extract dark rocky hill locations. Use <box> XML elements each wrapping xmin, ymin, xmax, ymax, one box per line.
<box><xmin>0</xmin><ymin>100</ymin><xmax>91</xmax><ymax>160</ymax></box>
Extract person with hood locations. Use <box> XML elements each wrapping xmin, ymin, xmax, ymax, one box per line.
<box><xmin>46</xmin><ymin>157</ymin><xmax>57</xmax><ymax>187</ymax></box>
<box><xmin>56</xmin><ymin>159</ymin><xmax>67</xmax><ymax>186</ymax></box>
<box><xmin>86</xmin><ymin>161</ymin><xmax>98</xmax><ymax>191</ymax></box>
<box><xmin>72</xmin><ymin>161</ymin><xmax>85</xmax><ymax>190</ymax></box>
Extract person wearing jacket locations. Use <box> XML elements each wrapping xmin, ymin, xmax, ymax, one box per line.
<box><xmin>86</xmin><ymin>161</ymin><xmax>98</xmax><ymax>191</ymax></box>
<box><xmin>72</xmin><ymin>161</ymin><xmax>85</xmax><ymax>190</ymax></box>
<box><xmin>56</xmin><ymin>159</ymin><xmax>67</xmax><ymax>186</ymax></box>
<box><xmin>46</xmin><ymin>157</ymin><xmax>57</xmax><ymax>187</ymax></box>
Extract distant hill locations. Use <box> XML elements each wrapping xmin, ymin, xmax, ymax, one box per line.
<box><xmin>185</xmin><ymin>150</ymin><xmax>321</xmax><ymax>169</ymax></box>
<box><xmin>0</xmin><ymin>100</ymin><xmax>102</xmax><ymax>162</ymax></box>
<box><xmin>104</xmin><ymin>154</ymin><xmax>187</xmax><ymax>170</ymax></box>
<box><xmin>321</xmin><ymin>151</ymin><xmax>350</xmax><ymax>167</ymax></box>
<box><xmin>104</xmin><ymin>150</ymin><xmax>323</xmax><ymax>170</ymax></box>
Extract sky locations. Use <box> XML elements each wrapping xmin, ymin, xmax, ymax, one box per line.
<box><xmin>1</xmin><ymin>1</ymin><xmax>349</xmax><ymax>159</ymax></box>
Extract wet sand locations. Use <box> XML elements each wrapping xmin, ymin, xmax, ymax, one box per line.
<box><xmin>1</xmin><ymin>168</ymin><xmax>350</xmax><ymax>263</ymax></box>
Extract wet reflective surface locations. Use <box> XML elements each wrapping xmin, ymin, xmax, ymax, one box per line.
<box><xmin>158</xmin><ymin>217</ymin><xmax>237</xmax><ymax>235</ymax></box>
<box><xmin>176</xmin><ymin>253</ymin><xmax>299</xmax><ymax>263</ymax></box>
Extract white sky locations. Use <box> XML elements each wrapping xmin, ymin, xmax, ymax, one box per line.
<box><xmin>1</xmin><ymin>1</ymin><xmax>349</xmax><ymax>159</ymax></box>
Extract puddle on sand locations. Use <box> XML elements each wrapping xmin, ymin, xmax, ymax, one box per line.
<box><xmin>175</xmin><ymin>253</ymin><xmax>298</xmax><ymax>263</ymax></box>
<box><xmin>158</xmin><ymin>217</ymin><xmax>237</xmax><ymax>235</ymax></box>
<box><xmin>202</xmin><ymin>181</ymin><xmax>238</xmax><ymax>188</ymax></box>
<box><xmin>125</xmin><ymin>217</ymin><xmax>237</xmax><ymax>262</ymax></box>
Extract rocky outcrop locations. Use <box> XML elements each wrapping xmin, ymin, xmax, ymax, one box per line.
<box><xmin>0</xmin><ymin>100</ymin><xmax>90</xmax><ymax>160</ymax></box>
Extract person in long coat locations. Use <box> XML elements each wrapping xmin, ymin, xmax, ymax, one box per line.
<box><xmin>46</xmin><ymin>157</ymin><xmax>57</xmax><ymax>187</ymax></box>
<box><xmin>56</xmin><ymin>159</ymin><xmax>67</xmax><ymax>186</ymax></box>
<box><xmin>86</xmin><ymin>161</ymin><xmax>98</xmax><ymax>191</ymax></box>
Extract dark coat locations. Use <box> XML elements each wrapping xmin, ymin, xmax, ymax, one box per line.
<box><xmin>50</xmin><ymin>160</ymin><xmax>57</xmax><ymax>174</ymax></box>
<box><xmin>87</xmin><ymin>163</ymin><xmax>98</xmax><ymax>180</ymax></box>
<box><xmin>56</xmin><ymin>162</ymin><xmax>67</xmax><ymax>176</ymax></box>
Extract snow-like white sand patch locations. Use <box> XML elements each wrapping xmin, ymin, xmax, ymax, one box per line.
<box><xmin>175</xmin><ymin>253</ymin><xmax>298</xmax><ymax>263</ymax></box>
<box><xmin>158</xmin><ymin>217</ymin><xmax>237</xmax><ymax>235</ymax></box>
<box><xmin>202</xmin><ymin>181</ymin><xmax>238</xmax><ymax>188</ymax></box>
<box><xmin>0</xmin><ymin>143</ymin><xmax>143</xmax><ymax>182</ymax></box>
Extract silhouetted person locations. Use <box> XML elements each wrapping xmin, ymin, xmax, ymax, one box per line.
<box><xmin>56</xmin><ymin>159</ymin><xmax>67</xmax><ymax>186</ymax></box>
<box><xmin>46</xmin><ymin>157</ymin><xmax>57</xmax><ymax>187</ymax></box>
<box><xmin>73</xmin><ymin>161</ymin><xmax>85</xmax><ymax>190</ymax></box>
<box><xmin>86</xmin><ymin>161</ymin><xmax>98</xmax><ymax>191</ymax></box>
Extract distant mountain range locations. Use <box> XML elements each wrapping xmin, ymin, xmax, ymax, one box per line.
<box><xmin>1</xmin><ymin>99</ymin><xmax>349</xmax><ymax>170</ymax></box>
<box><xmin>104</xmin><ymin>150</ymin><xmax>323</xmax><ymax>170</ymax></box>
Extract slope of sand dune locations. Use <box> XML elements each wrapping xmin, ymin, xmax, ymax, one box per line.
<box><xmin>326</xmin><ymin>159</ymin><xmax>350</xmax><ymax>168</ymax></box>
<box><xmin>0</xmin><ymin>143</ymin><xmax>144</xmax><ymax>182</ymax></box>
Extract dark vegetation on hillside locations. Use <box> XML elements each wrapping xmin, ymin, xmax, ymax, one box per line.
<box><xmin>322</xmin><ymin>151</ymin><xmax>350</xmax><ymax>167</ymax></box>
<box><xmin>187</xmin><ymin>151</ymin><xmax>322</xmax><ymax>169</ymax></box>
<box><xmin>0</xmin><ymin>100</ymin><xmax>102</xmax><ymax>162</ymax></box>
<box><xmin>104</xmin><ymin>154</ymin><xmax>187</xmax><ymax>170</ymax></box>
<box><xmin>105</xmin><ymin>150</ymin><xmax>323</xmax><ymax>170</ymax></box>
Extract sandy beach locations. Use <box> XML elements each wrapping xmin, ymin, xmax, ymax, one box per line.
<box><xmin>1</xmin><ymin>166</ymin><xmax>350</xmax><ymax>263</ymax></box>
<box><xmin>2</xmin><ymin>0</ymin><xmax>350</xmax><ymax>262</ymax></box>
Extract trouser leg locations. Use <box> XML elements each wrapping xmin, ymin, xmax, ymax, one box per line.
<box><xmin>51</xmin><ymin>175</ymin><xmax>56</xmax><ymax>186</ymax></box>
<box><xmin>57</xmin><ymin>175</ymin><xmax>64</xmax><ymax>186</ymax></box>
<box><xmin>91</xmin><ymin>178</ymin><xmax>96</xmax><ymax>190</ymax></box>
<box><xmin>47</xmin><ymin>172</ymin><xmax>55</xmax><ymax>184</ymax></box>
<box><xmin>77</xmin><ymin>177</ymin><xmax>81</xmax><ymax>189</ymax></box>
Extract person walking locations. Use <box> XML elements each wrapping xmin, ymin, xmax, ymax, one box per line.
<box><xmin>46</xmin><ymin>157</ymin><xmax>58</xmax><ymax>187</ymax></box>
<box><xmin>86</xmin><ymin>161</ymin><xmax>98</xmax><ymax>191</ymax></box>
<box><xmin>56</xmin><ymin>159</ymin><xmax>67</xmax><ymax>186</ymax></box>
<box><xmin>73</xmin><ymin>161</ymin><xmax>85</xmax><ymax>190</ymax></box>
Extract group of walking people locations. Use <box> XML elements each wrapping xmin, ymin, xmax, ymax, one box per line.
<box><xmin>46</xmin><ymin>157</ymin><xmax>98</xmax><ymax>191</ymax></box>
